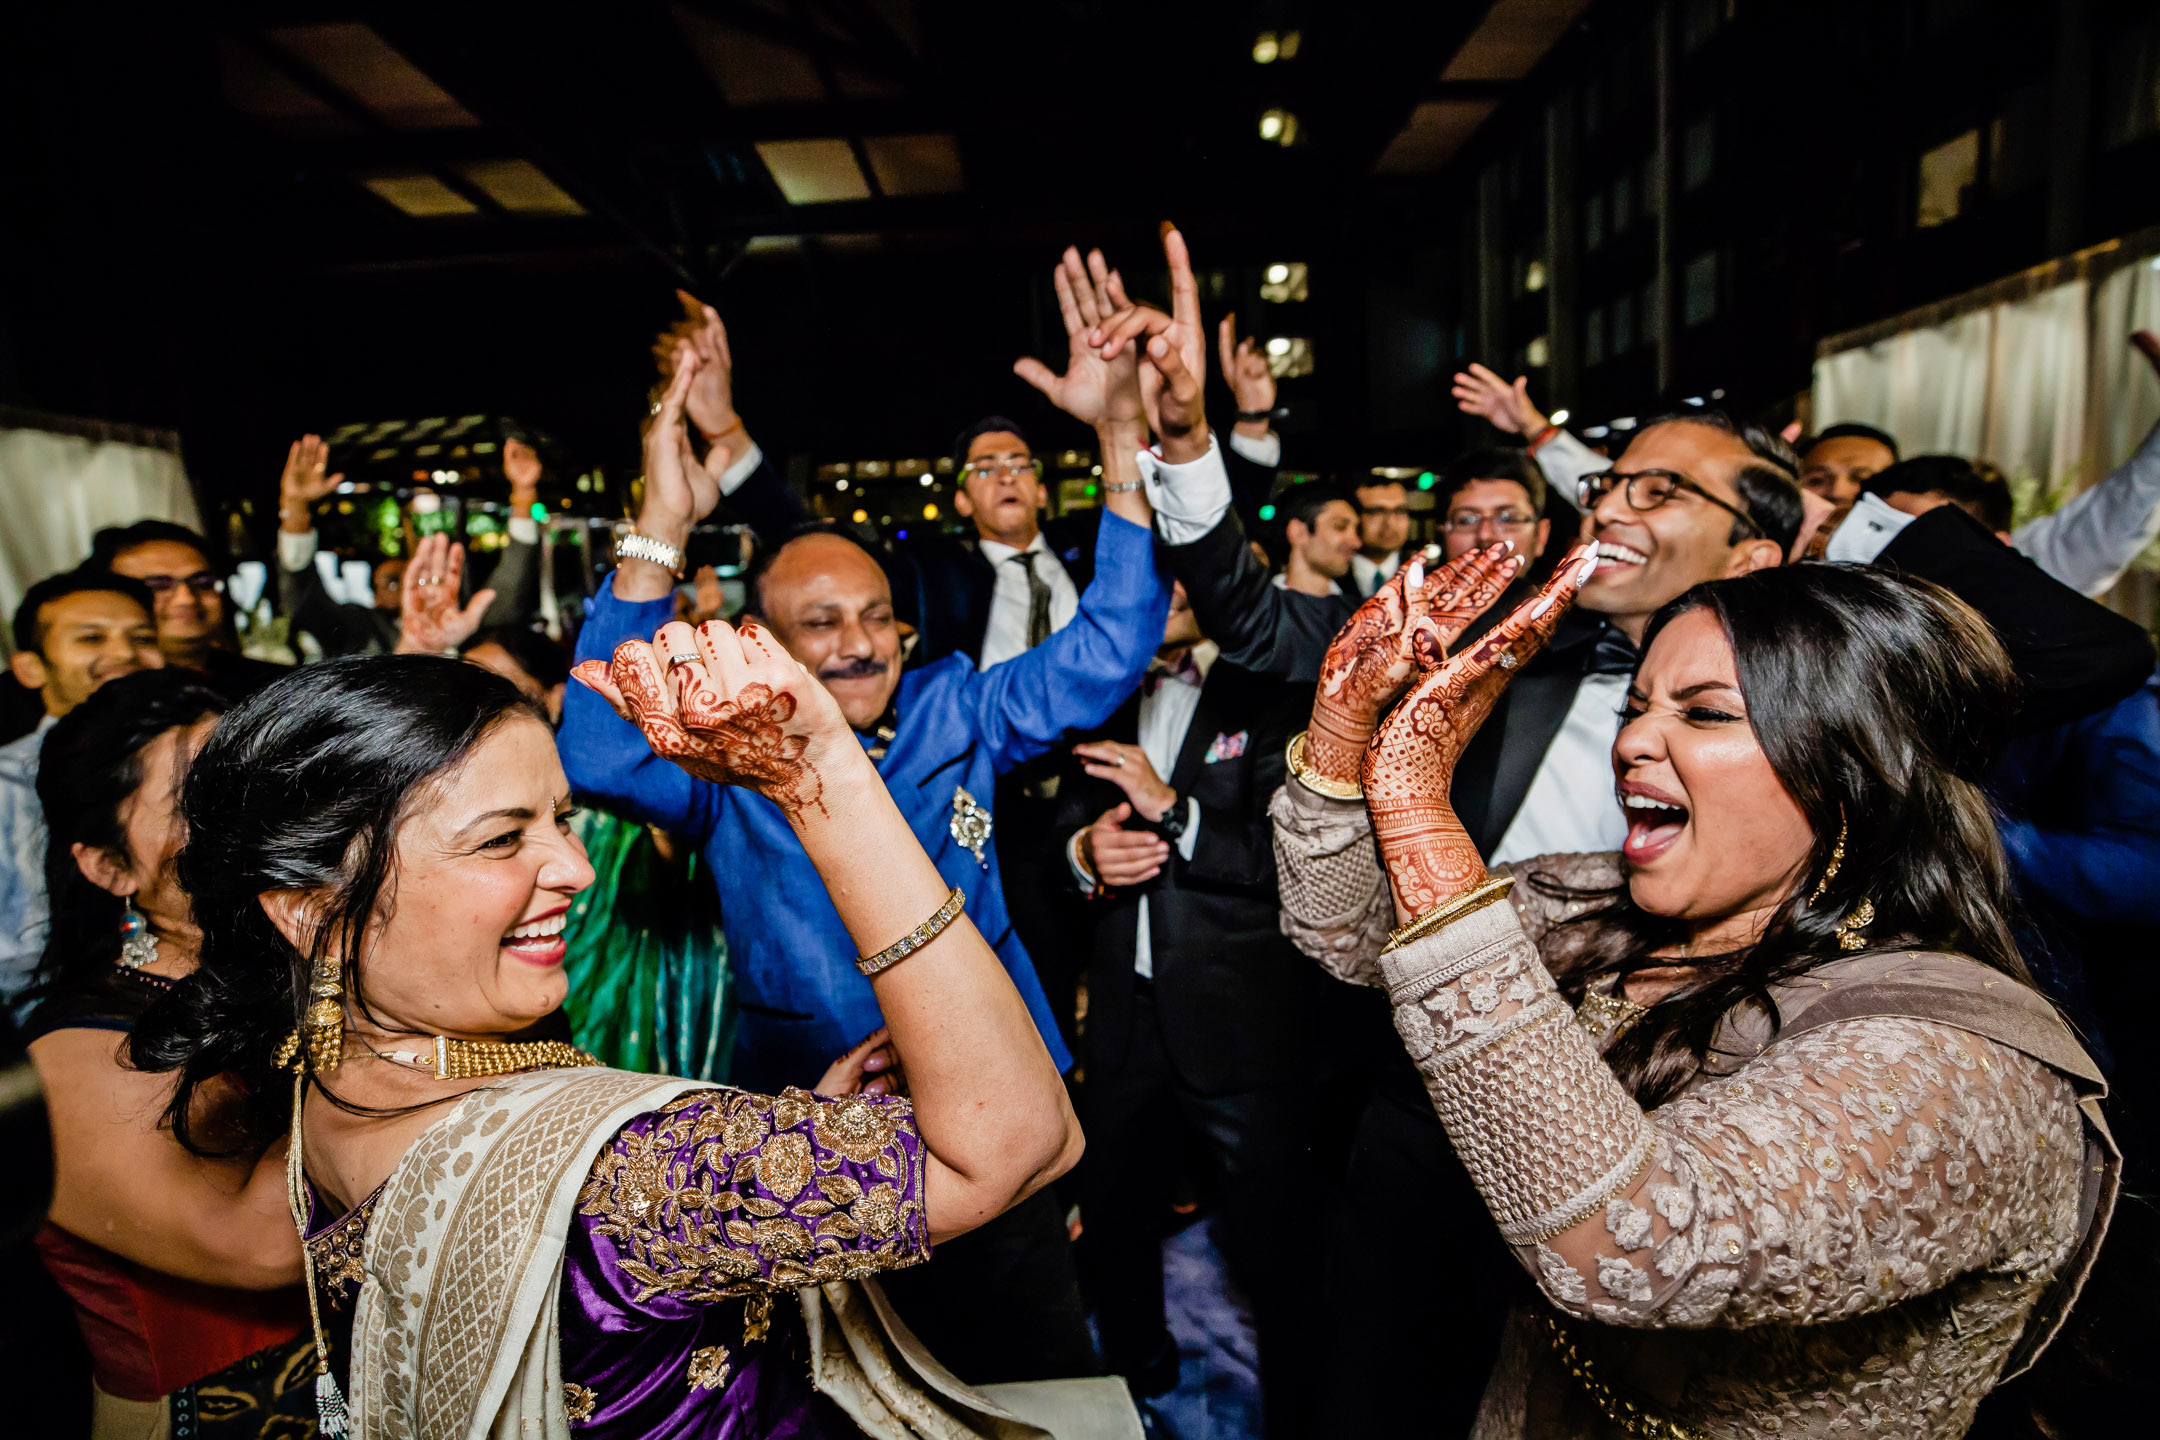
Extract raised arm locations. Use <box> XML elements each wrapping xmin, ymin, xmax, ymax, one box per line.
<box><xmin>573</xmin><ymin>617</ymin><xmax>1080</xmax><ymax>1243</ymax></box>
<box><xmin>658</xmin><ymin>290</ymin><xmax>808</xmax><ymax>547</ymax></box>
<box><xmin>2011</xmin><ymin>335</ymin><xmax>2160</xmax><ymax>596</ymax></box>
<box><xmin>472</xmin><ymin>437</ymin><xmax>545</xmax><ymax>630</ymax></box>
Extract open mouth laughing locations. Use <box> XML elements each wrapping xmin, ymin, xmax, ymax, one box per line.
<box><xmin>1619</xmin><ymin>781</ymin><xmax>1688</xmax><ymax>863</ymax></box>
<box><xmin>502</xmin><ymin>906</ymin><xmax>569</xmax><ymax>965</ymax></box>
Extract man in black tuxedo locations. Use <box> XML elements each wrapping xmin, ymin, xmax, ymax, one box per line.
<box><xmin>1051</xmin><ymin>580</ymin><xmax>1358</xmax><ymax>1437</ymax></box>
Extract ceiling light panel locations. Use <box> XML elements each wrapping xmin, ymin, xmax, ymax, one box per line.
<box><xmin>264</xmin><ymin>23</ymin><xmax>479</xmax><ymax>129</ymax></box>
<box><xmin>862</xmin><ymin>134</ymin><xmax>964</xmax><ymax>196</ymax></box>
<box><xmin>457</xmin><ymin>160</ymin><xmax>586</xmax><ymax>216</ymax></box>
<box><xmin>360</xmin><ymin>173</ymin><xmax>480</xmax><ymax>218</ymax></box>
<box><xmin>756</xmin><ymin>140</ymin><xmax>873</xmax><ymax>204</ymax></box>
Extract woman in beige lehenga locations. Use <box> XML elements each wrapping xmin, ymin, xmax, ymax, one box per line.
<box><xmin>1271</xmin><ymin>552</ymin><xmax>2115</xmax><ymax>1439</ymax></box>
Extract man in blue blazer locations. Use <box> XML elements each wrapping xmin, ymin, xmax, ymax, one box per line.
<box><xmin>563</xmin><ymin>261</ymin><xmax>1171</xmax><ymax>1382</ymax></box>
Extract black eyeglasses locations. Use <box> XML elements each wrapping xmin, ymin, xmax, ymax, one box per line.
<box><xmin>1576</xmin><ymin>469</ymin><xmax>1762</xmax><ymax>539</ymax></box>
<box><xmin>137</xmin><ymin>571</ymin><xmax>225</xmax><ymax>596</ymax></box>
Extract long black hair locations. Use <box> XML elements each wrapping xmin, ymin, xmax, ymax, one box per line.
<box><xmin>129</xmin><ymin>654</ymin><xmax>546</xmax><ymax>1156</ymax></box>
<box><xmin>30</xmin><ymin>670</ymin><xmax>227</xmax><ymax>1002</ymax></box>
<box><xmin>1538</xmin><ymin>563</ymin><xmax>2028</xmax><ymax>1106</ymax></box>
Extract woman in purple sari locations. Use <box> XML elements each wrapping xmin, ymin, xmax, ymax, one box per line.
<box><xmin>129</xmin><ymin>604</ymin><xmax>1085</xmax><ymax>1438</ymax></box>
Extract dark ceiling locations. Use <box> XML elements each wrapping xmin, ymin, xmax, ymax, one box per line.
<box><xmin>1</xmin><ymin>1</ymin><xmax>1591</xmax><ymax>509</ymax></box>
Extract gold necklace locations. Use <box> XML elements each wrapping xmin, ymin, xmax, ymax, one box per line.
<box><xmin>374</xmin><ymin>1034</ymin><xmax>601</xmax><ymax>1080</ymax></box>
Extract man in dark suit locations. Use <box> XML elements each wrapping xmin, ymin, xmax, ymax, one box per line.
<box><xmin>1051</xmin><ymin>579</ymin><xmax>1357</xmax><ymax>1436</ymax></box>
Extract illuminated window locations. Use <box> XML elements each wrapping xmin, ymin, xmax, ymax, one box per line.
<box><xmin>1262</xmin><ymin>337</ymin><xmax>1315</xmax><ymax>379</ymax></box>
<box><xmin>1260</xmin><ymin>262</ymin><xmax>1308</xmax><ymax>302</ymax></box>
<box><xmin>1258</xmin><ymin>109</ymin><xmax>1299</xmax><ymax>146</ymax></box>
<box><xmin>1916</xmin><ymin>130</ymin><xmax>1980</xmax><ymax>227</ymax></box>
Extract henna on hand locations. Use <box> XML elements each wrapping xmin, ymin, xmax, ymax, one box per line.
<box><xmin>1364</xmin><ymin>544</ymin><xmax>1597</xmax><ymax>918</ymax></box>
<box><xmin>1304</xmin><ymin>544</ymin><xmax>1521</xmax><ymax>783</ymax></box>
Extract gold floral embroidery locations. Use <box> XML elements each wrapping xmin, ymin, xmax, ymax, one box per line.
<box><xmin>306</xmin><ymin>1185</ymin><xmax>380</xmax><ymax>1314</ymax></box>
<box><xmin>687</xmin><ymin>1344</ymin><xmax>732</xmax><ymax>1390</ymax></box>
<box><xmin>563</xmin><ymin>1382</ymin><xmax>597</xmax><ymax>1423</ymax></box>
<box><xmin>579</xmin><ymin>1085</ymin><xmax>926</xmax><ymax>1306</ymax></box>
<box><xmin>814</xmin><ymin>1093</ymin><xmax>902</xmax><ymax>1162</ymax></box>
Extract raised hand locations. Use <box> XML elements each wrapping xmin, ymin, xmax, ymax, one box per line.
<box><xmin>1100</xmin><ymin>224</ymin><xmax>1209</xmax><ymax>462</ymax></box>
<box><xmin>1303</xmin><ymin>545</ymin><xmax>1523</xmax><ymax>784</ymax></box>
<box><xmin>571</xmin><ymin>616</ymin><xmax>848</xmax><ymax>824</ymax></box>
<box><xmin>638</xmin><ymin>345</ymin><xmax>731</xmax><ymax>549</ymax></box>
<box><xmin>278</xmin><ymin>434</ymin><xmax>343</xmax><ymax>535</ymax></box>
<box><xmin>503</xmin><ymin>437</ymin><xmax>542</xmax><ymax>513</ymax></box>
<box><xmin>1364</xmin><ymin>544</ymin><xmax>1598</xmax><ymax>918</ymax></box>
<box><xmin>1219</xmin><ymin>314</ymin><xmax>1276</xmax><ymax>425</ymax></box>
<box><xmin>1451</xmin><ymin>362</ymin><xmax>1548</xmax><ymax>437</ymax></box>
<box><xmin>1015</xmin><ymin>247</ymin><xmax>1147</xmax><ymax>430</ymax></box>
<box><xmin>655</xmin><ymin>290</ymin><xmax>743</xmax><ymax>443</ymax></box>
<box><xmin>394</xmin><ymin>531</ymin><xmax>496</xmax><ymax>654</ymax></box>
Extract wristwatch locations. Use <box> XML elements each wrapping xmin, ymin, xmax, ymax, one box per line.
<box><xmin>1136</xmin><ymin>796</ymin><xmax>1188</xmax><ymax>842</ymax></box>
<box><xmin>616</xmin><ymin>530</ymin><xmax>686</xmax><ymax>577</ymax></box>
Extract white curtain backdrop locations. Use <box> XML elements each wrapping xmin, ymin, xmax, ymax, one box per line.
<box><xmin>0</xmin><ymin>421</ymin><xmax>202</xmax><ymax>648</ymax></box>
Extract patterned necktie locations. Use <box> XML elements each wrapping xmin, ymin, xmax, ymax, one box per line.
<box><xmin>1011</xmin><ymin>551</ymin><xmax>1054</xmax><ymax>650</ymax></box>
<box><xmin>1584</xmin><ymin>625</ymin><xmax>1641</xmax><ymax>677</ymax></box>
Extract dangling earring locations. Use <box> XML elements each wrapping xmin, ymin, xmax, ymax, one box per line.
<box><xmin>1808</xmin><ymin>815</ymin><xmax>1847</xmax><ymax>904</ymax></box>
<box><xmin>1835</xmin><ymin>898</ymin><xmax>1876</xmax><ymax>952</ymax></box>
<box><xmin>118</xmin><ymin>900</ymin><xmax>158</xmax><ymax>969</ymax></box>
<box><xmin>305</xmin><ymin>956</ymin><xmax>346</xmax><ymax>1072</ymax></box>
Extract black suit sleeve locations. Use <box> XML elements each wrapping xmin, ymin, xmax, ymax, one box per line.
<box><xmin>1159</xmin><ymin>508</ymin><xmax>1338</xmax><ymax>682</ymax></box>
<box><xmin>719</xmin><ymin>454</ymin><xmax>808</xmax><ymax>549</ymax></box>
<box><xmin>476</xmin><ymin>535</ymin><xmax>540</xmax><ymax>629</ymax></box>
<box><xmin>1874</xmin><ymin>503</ymin><xmax>2155</xmax><ymax>735</ymax></box>
<box><xmin>277</xmin><ymin>549</ymin><xmax>377</xmax><ymax>657</ymax></box>
<box><xmin>1221</xmin><ymin>434</ymin><xmax>1279</xmax><ymax>533</ymax></box>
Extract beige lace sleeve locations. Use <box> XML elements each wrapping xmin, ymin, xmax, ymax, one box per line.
<box><xmin>1378</xmin><ymin>900</ymin><xmax>2087</xmax><ymax>1330</ymax></box>
<box><xmin>1269</xmin><ymin>780</ymin><xmax>1393</xmax><ymax>984</ymax></box>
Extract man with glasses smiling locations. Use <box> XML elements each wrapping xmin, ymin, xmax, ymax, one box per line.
<box><xmin>88</xmin><ymin>520</ymin><xmax>286</xmax><ymax>697</ymax></box>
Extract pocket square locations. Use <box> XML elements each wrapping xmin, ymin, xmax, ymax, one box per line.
<box><xmin>1205</xmin><ymin>730</ymin><xmax>1248</xmax><ymax>763</ymax></box>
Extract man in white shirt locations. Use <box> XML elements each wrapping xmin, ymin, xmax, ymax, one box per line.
<box><xmin>1349</xmin><ymin>478</ymin><xmax>1411</xmax><ymax>597</ymax></box>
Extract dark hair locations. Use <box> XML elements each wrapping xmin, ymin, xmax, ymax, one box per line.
<box><xmin>1811</xmin><ymin>422</ymin><xmax>1901</xmax><ymax>463</ymax></box>
<box><xmin>741</xmin><ymin>522</ymin><xmax>892</xmax><ymax>620</ymax></box>
<box><xmin>88</xmin><ymin>520</ymin><xmax>221</xmax><ymax>573</ymax></box>
<box><xmin>461</xmin><ymin>625</ymin><xmax>570</xmax><ymax>692</ymax></box>
<box><xmin>951</xmin><ymin>416</ymin><xmax>1030</xmax><ymax>472</ymax></box>
<box><xmin>1436</xmin><ymin>446</ymin><xmax>1549</xmax><ymax>514</ymax></box>
<box><xmin>1536</xmin><ymin>564</ymin><xmax>2028</xmax><ymax>1106</ymax></box>
<box><xmin>1865</xmin><ymin>455</ymin><xmax>2015</xmax><ymax>534</ymax></box>
<box><xmin>11</xmin><ymin>569</ymin><xmax>157</xmax><ymax>656</ymax></box>
<box><xmin>1636</xmin><ymin>409</ymin><xmax>1804</xmax><ymax>553</ymax></box>
<box><xmin>30</xmin><ymin>671</ymin><xmax>227</xmax><ymax>1000</ymax></box>
<box><xmin>129</xmin><ymin>655</ymin><xmax>547</xmax><ymax>1156</ymax></box>
<box><xmin>1279</xmin><ymin>481</ymin><xmax>1359</xmax><ymax>536</ymax></box>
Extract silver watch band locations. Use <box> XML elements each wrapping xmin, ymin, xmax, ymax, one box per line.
<box><xmin>616</xmin><ymin>531</ymin><xmax>686</xmax><ymax>576</ymax></box>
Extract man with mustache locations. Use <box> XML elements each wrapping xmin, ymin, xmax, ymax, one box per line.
<box><xmin>561</xmin><ymin>251</ymin><xmax>1172</xmax><ymax>1386</ymax></box>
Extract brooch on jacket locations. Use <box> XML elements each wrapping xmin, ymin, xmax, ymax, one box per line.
<box><xmin>950</xmin><ymin>786</ymin><xmax>992</xmax><ymax>866</ymax></box>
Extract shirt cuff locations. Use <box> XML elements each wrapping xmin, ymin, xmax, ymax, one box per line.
<box><xmin>277</xmin><ymin>528</ymin><xmax>319</xmax><ymax>573</ymax></box>
<box><xmin>1176</xmin><ymin>795</ymin><xmax>1200</xmax><ymax>861</ymax></box>
<box><xmin>1139</xmin><ymin>436</ymin><xmax>1233</xmax><ymax>546</ymax></box>
<box><xmin>718</xmin><ymin>440</ymin><xmax>765</xmax><ymax>496</ymax></box>
<box><xmin>1226</xmin><ymin>429</ymin><xmax>1282</xmax><ymax>468</ymax></box>
<box><xmin>507</xmin><ymin>514</ymin><xmax>540</xmax><ymax>546</ymax></box>
<box><xmin>1532</xmin><ymin>431</ymin><xmax>1607</xmax><ymax>497</ymax></box>
<box><xmin>1824</xmin><ymin>492</ymin><xmax>1916</xmax><ymax>564</ymax></box>
<box><xmin>1067</xmin><ymin>830</ymin><xmax>1098</xmax><ymax>894</ymax></box>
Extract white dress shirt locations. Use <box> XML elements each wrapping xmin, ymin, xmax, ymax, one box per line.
<box><xmin>2010</xmin><ymin>420</ymin><xmax>2160</xmax><ymax>596</ymax></box>
<box><xmin>1225</xmin><ymin>429</ymin><xmax>1282</xmax><ymax>469</ymax></box>
<box><xmin>1350</xmin><ymin>550</ymin><xmax>1402</xmax><ymax>597</ymax></box>
<box><xmin>1489</xmin><ymin>673</ymin><xmax>1631</xmax><ymax>864</ymax></box>
<box><xmin>974</xmin><ymin>532</ymin><xmax>1081</xmax><ymax>670</ymax></box>
<box><xmin>1067</xmin><ymin>643</ymin><xmax>1214</xmax><ymax>978</ymax></box>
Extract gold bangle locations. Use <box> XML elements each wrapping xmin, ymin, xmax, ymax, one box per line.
<box><xmin>1381</xmin><ymin>874</ymin><xmax>1516</xmax><ymax>955</ymax></box>
<box><xmin>1286</xmin><ymin>731</ymin><xmax>1363</xmax><ymax>801</ymax></box>
<box><xmin>857</xmin><ymin>887</ymin><xmax>965</xmax><ymax>976</ymax></box>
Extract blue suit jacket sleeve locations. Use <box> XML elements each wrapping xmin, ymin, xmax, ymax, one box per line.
<box><xmin>1998</xmin><ymin>679</ymin><xmax>2160</xmax><ymax>927</ymax></box>
<box><xmin>559</xmin><ymin>576</ymin><xmax>721</xmax><ymax>841</ymax></box>
<box><xmin>965</xmin><ymin>510</ymin><xmax>1170</xmax><ymax>772</ymax></box>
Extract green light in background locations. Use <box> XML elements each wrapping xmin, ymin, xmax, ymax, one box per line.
<box><xmin>1417</xmin><ymin>472</ymin><xmax>1437</xmax><ymax>490</ymax></box>
<box><xmin>1258</xmin><ymin>504</ymin><xmax>1277</xmax><ymax>520</ymax></box>
<box><xmin>530</xmin><ymin>501</ymin><xmax>548</xmax><ymax>519</ymax></box>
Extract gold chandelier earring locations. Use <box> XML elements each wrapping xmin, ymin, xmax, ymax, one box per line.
<box><xmin>305</xmin><ymin>954</ymin><xmax>347</xmax><ymax>1071</ymax></box>
<box><xmin>1808</xmin><ymin>812</ymin><xmax>1874</xmax><ymax>952</ymax></box>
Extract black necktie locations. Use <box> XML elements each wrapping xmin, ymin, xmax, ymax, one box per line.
<box><xmin>1584</xmin><ymin>625</ymin><xmax>1640</xmax><ymax>677</ymax></box>
<box><xmin>1011</xmin><ymin>551</ymin><xmax>1053</xmax><ymax>650</ymax></box>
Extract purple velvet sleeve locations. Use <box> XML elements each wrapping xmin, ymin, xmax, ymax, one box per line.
<box><xmin>573</xmin><ymin>1086</ymin><xmax>930</xmax><ymax>1316</ymax></box>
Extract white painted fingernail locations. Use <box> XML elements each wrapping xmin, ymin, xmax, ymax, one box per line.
<box><xmin>1530</xmin><ymin>595</ymin><xmax>1555</xmax><ymax>618</ymax></box>
<box><xmin>1404</xmin><ymin>559</ymin><xmax>1424</xmax><ymax>591</ymax></box>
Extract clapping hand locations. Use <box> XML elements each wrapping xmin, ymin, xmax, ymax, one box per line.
<box><xmin>636</xmin><ymin>345</ymin><xmax>734</xmax><ymax>558</ymax></box>
<box><xmin>1303</xmin><ymin>545</ymin><xmax>1524</xmax><ymax>784</ymax></box>
<box><xmin>1082</xmin><ymin>802</ymin><xmax>1171</xmax><ymax>889</ymax></box>
<box><xmin>1451</xmin><ymin>362</ymin><xmax>1549</xmax><ymax>437</ymax></box>
<box><xmin>1097</xmin><ymin>224</ymin><xmax>1210</xmax><ymax>462</ymax></box>
<box><xmin>1364</xmin><ymin>545</ymin><xmax>1597</xmax><ymax>917</ymax></box>
<box><xmin>655</xmin><ymin>290</ymin><xmax>743</xmax><ymax>444</ymax></box>
<box><xmin>571</xmin><ymin>616</ymin><xmax>848</xmax><ymax>825</ymax></box>
<box><xmin>1072</xmin><ymin>739</ymin><xmax>1175</xmax><ymax>821</ymax></box>
<box><xmin>394</xmin><ymin>532</ymin><xmax>496</xmax><ymax>654</ymax></box>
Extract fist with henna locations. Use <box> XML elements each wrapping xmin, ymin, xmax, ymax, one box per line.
<box><xmin>1303</xmin><ymin>544</ymin><xmax>1524</xmax><ymax>784</ymax></box>
<box><xmin>1364</xmin><ymin>544</ymin><xmax>1599</xmax><ymax>919</ymax></box>
<box><xmin>571</xmin><ymin>616</ymin><xmax>852</xmax><ymax>825</ymax></box>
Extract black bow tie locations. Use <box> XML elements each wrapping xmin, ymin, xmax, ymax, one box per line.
<box><xmin>1584</xmin><ymin>626</ymin><xmax>1640</xmax><ymax>677</ymax></box>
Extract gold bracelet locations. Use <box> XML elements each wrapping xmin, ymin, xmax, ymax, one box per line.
<box><xmin>857</xmin><ymin>888</ymin><xmax>965</xmax><ymax>976</ymax></box>
<box><xmin>1285</xmin><ymin>731</ymin><xmax>1363</xmax><ymax>801</ymax></box>
<box><xmin>1381</xmin><ymin>875</ymin><xmax>1516</xmax><ymax>954</ymax></box>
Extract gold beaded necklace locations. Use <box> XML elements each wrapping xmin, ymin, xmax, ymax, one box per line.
<box><xmin>275</xmin><ymin>1029</ymin><xmax>599</xmax><ymax>1079</ymax></box>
